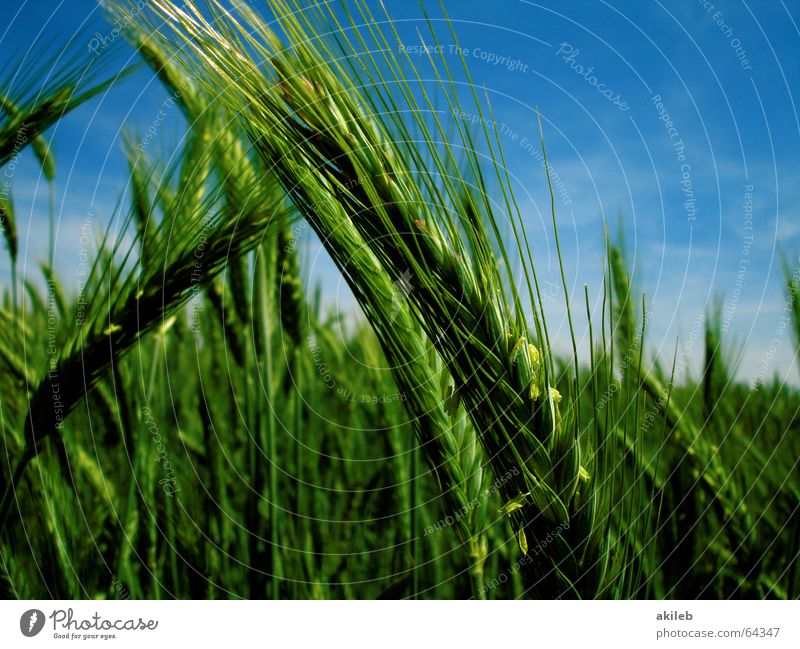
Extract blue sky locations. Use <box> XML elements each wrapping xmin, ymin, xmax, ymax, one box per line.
<box><xmin>1</xmin><ymin>0</ymin><xmax>799</xmax><ymax>384</ymax></box>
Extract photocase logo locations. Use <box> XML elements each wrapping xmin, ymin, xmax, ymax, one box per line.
<box><xmin>389</xmin><ymin>268</ymin><xmax>413</xmax><ymax>322</ymax></box>
<box><xmin>20</xmin><ymin>609</ymin><xmax>45</xmax><ymax>637</ymax></box>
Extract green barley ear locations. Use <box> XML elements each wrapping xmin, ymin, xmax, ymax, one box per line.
<box><xmin>204</xmin><ymin>275</ymin><xmax>246</xmax><ymax>366</ymax></box>
<box><xmin>0</xmin><ymin>193</ymin><xmax>16</xmax><ymax>268</ymax></box>
<box><xmin>0</xmin><ymin>305</ymin><xmax>36</xmax><ymax>452</ymax></box>
<box><xmin>0</xmin><ymin>41</ymin><xmax>128</xmax><ymax>169</ymax></box>
<box><xmin>702</xmin><ymin>297</ymin><xmax>730</xmax><ymax>420</ymax></box>
<box><xmin>122</xmin><ymin>135</ymin><xmax>157</xmax><ymax>264</ymax></box>
<box><xmin>0</xmin><ymin>40</ymin><xmax>121</xmax><ymax>311</ymax></box>
<box><xmin>428</xmin><ymin>343</ymin><xmax>490</xmax><ymax>596</ymax></box>
<box><xmin>276</xmin><ymin>227</ymin><xmax>306</xmax><ymax>356</ymax></box>
<box><xmin>39</xmin><ymin>263</ymin><xmax>68</xmax><ymax>318</ymax></box>
<box><xmin>609</xmin><ymin>237</ymin><xmax>639</xmax><ymax>372</ymax></box>
<box><xmin>608</xmin><ymin>239</ymin><xmax>751</xmax><ymax>595</ymax></box>
<box><xmin>782</xmin><ymin>252</ymin><xmax>800</xmax><ymax>379</ymax></box>
<box><xmin>125</xmin><ymin>29</ymin><xmax>203</xmax><ymax>117</ymax></box>
<box><xmin>0</xmin><ymin>94</ymin><xmax>55</xmax><ymax>182</ymax></box>
<box><xmin>0</xmin><ymin>30</ymin><xmax>130</xmax><ymax>276</ymax></box>
<box><xmin>31</xmin><ymin>138</ymin><xmax>55</xmax><ymax>183</ymax></box>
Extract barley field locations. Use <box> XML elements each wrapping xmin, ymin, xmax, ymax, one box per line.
<box><xmin>0</xmin><ymin>0</ymin><xmax>798</xmax><ymax>601</ymax></box>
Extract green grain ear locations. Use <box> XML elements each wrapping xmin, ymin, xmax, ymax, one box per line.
<box><xmin>0</xmin><ymin>193</ymin><xmax>16</xmax><ymax>267</ymax></box>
